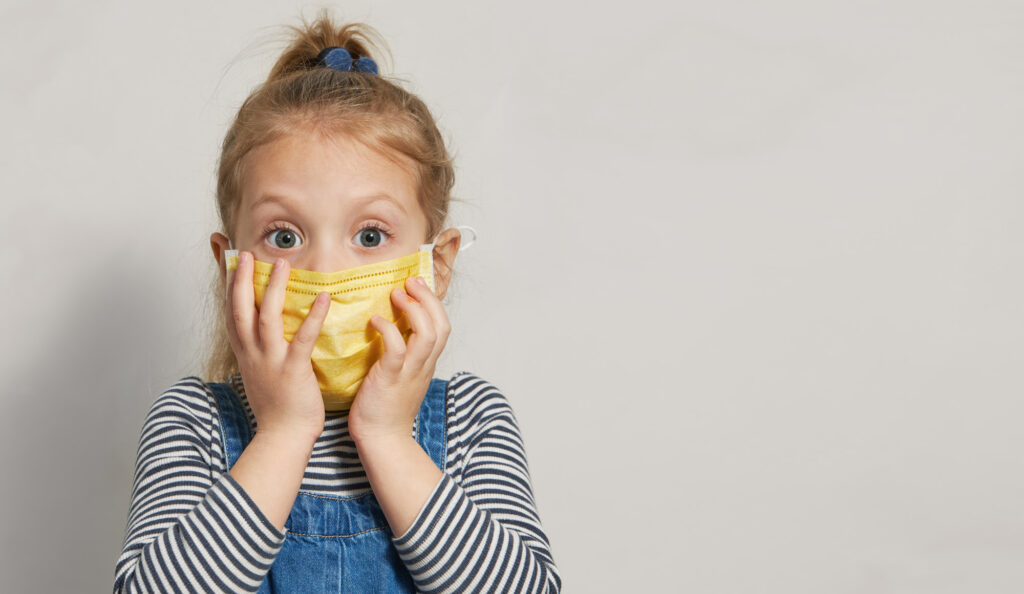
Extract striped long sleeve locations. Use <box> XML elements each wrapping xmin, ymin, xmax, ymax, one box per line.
<box><xmin>114</xmin><ymin>372</ymin><xmax>559</xmax><ymax>593</ymax></box>
<box><xmin>113</xmin><ymin>379</ymin><xmax>287</xmax><ymax>592</ymax></box>
<box><xmin>392</xmin><ymin>374</ymin><xmax>561</xmax><ymax>592</ymax></box>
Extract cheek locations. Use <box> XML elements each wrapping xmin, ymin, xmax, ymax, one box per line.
<box><xmin>233</xmin><ymin>221</ymin><xmax>265</xmax><ymax>252</ymax></box>
<box><xmin>420</xmin><ymin>214</ymin><xmax>434</xmax><ymax>243</ymax></box>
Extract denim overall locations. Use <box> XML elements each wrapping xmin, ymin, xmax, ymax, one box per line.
<box><xmin>208</xmin><ymin>378</ymin><xmax>449</xmax><ymax>593</ymax></box>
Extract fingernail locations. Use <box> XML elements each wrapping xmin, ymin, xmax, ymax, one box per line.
<box><xmin>414</xmin><ymin>276</ymin><xmax>426</xmax><ymax>286</ymax></box>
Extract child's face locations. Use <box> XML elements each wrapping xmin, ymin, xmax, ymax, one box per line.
<box><xmin>227</xmin><ymin>131</ymin><xmax>430</xmax><ymax>273</ymax></box>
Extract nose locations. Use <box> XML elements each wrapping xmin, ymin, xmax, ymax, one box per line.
<box><xmin>292</xmin><ymin>241</ymin><xmax>357</xmax><ymax>273</ymax></box>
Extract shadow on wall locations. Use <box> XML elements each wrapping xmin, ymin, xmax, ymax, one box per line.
<box><xmin>3</xmin><ymin>244</ymin><xmax>193</xmax><ymax>592</ymax></box>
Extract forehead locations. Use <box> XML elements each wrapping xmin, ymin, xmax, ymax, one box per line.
<box><xmin>239</xmin><ymin>131</ymin><xmax>420</xmax><ymax>215</ymax></box>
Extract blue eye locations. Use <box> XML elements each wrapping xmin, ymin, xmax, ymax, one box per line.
<box><xmin>354</xmin><ymin>225</ymin><xmax>390</xmax><ymax>248</ymax></box>
<box><xmin>266</xmin><ymin>227</ymin><xmax>302</xmax><ymax>249</ymax></box>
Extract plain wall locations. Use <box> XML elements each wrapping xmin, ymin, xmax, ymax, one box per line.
<box><xmin>1</xmin><ymin>1</ymin><xmax>1022</xmax><ymax>592</ymax></box>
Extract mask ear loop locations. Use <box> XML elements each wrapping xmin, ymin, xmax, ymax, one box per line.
<box><xmin>419</xmin><ymin>225</ymin><xmax>477</xmax><ymax>305</ymax></box>
<box><xmin>224</xmin><ymin>238</ymin><xmax>237</xmax><ymax>291</ymax></box>
<box><xmin>419</xmin><ymin>225</ymin><xmax>478</xmax><ymax>252</ymax></box>
<box><xmin>454</xmin><ymin>225</ymin><xmax>477</xmax><ymax>251</ymax></box>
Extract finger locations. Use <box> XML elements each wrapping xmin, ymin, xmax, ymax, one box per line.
<box><xmin>229</xmin><ymin>251</ymin><xmax>258</xmax><ymax>352</ymax></box>
<box><xmin>405</xmin><ymin>275</ymin><xmax>452</xmax><ymax>362</ymax></box>
<box><xmin>286</xmin><ymin>291</ymin><xmax>331</xmax><ymax>364</ymax></box>
<box><xmin>369</xmin><ymin>314</ymin><xmax>406</xmax><ymax>376</ymax></box>
<box><xmin>223</xmin><ymin>275</ymin><xmax>243</xmax><ymax>357</ymax></box>
<box><xmin>258</xmin><ymin>258</ymin><xmax>289</xmax><ymax>354</ymax></box>
<box><xmin>391</xmin><ymin>285</ymin><xmax>436</xmax><ymax>371</ymax></box>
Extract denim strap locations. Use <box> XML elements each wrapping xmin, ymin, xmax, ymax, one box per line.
<box><xmin>209</xmin><ymin>382</ymin><xmax>252</xmax><ymax>472</ymax></box>
<box><xmin>414</xmin><ymin>378</ymin><xmax>448</xmax><ymax>470</ymax></box>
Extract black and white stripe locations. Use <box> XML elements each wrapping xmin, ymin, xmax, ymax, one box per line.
<box><xmin>114</xmin><ymin>371</ymin><xmax>561</xmax><ymax>593</ymax></box>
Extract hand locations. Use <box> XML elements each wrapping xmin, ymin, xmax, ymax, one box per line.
<box><xmin>348</xmin><ymin>275</ymin><xmax>452</xmax><ymax>444</ymax></box>
<box><xmin>225</xmin><ymin>251</ymin><xmax>330</xmax><ymax>442</ymax></box>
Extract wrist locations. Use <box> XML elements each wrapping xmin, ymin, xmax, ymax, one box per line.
<box><xmin>254</xmin><ymin>427</ymin><xmax>321</xmax><ymax>452</ymax></box>
<box><xmin>351</xmin><ymin>427</ymin><xmax>414</xmax><ymax>450</ymax></box>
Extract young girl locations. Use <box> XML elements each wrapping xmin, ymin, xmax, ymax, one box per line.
<box><xmin>114</xmin><ymin>12</ymin><xmax>560</xmax><ymax>593</ymax></box>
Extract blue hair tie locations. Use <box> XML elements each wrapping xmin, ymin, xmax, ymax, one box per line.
<box><xmin>316</xmin><ymin>46</ymin><xmax>379</xmax><ymax>75</ymax></box>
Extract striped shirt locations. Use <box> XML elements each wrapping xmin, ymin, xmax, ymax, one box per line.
<box><xmin>113</xmin><ymin>371</ymin><xmax>560</xmax><ymax>593</ymax></box>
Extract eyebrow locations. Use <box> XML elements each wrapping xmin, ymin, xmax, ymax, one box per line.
<box><xmin>251</xmin><ymin>192</ymin><xmax>407</xmax><ymax>214</ymax></box>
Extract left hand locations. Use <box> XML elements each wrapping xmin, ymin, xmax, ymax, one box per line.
<box><xmin>348</xmin><ymin>274</ymin><xmax>451</xmax><ymax>444</ymax></box>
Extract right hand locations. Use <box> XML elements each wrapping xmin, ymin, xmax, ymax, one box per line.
<box><xmin>225</xmin><ymin>251</ymin><xmax>330</xmax><ymax>442</ymax></box>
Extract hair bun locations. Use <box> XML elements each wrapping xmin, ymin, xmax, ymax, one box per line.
<box><xmin>316</xmin><ymin>47</ymin><xmax>379</xmax><ymax>75</ymax></box>
<box><xmin>265</xmin><ymin>10</ymin><xmax>390</xmax><ymax>82</ymax></box>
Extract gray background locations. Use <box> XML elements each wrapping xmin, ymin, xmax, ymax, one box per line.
<box><xmin>1</xmin><ymin>1</ymin><xmax>1022</xmax><ymax>592</ymax></box>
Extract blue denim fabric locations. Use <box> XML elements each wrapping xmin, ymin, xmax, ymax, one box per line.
<box><xmin>209</xmin><ymin>379</ymin><xmax>449</xmax><ymax>593</ymax></box>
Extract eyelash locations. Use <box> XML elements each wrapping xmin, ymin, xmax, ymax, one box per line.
<box><xmin>260</xmin><ymin>222</ymin><xmax>393</xmax><ymax>248</ymax></box>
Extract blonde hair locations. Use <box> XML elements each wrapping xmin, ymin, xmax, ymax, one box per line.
<box><xmin>202</xmin><ymin>9</ymin><xmax>459</xmax><ymax>382</ymax></box>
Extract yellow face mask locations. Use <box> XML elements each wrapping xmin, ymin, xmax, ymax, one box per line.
<box><xmin>223</xmin><ymin>226</ymin><xmax>476</xmax><ymax>411</ymax></box>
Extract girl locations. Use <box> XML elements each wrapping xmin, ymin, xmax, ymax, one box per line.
<box><xmin>114</xmin><ymin>11</ymin><xmax>560</xmax><ymax>593</ymax></box>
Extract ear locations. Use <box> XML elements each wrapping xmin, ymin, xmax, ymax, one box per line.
<box><xmin>210</xmin><ymin>232</ymin><xmax>232</xmax><ymax>287</ymax></box>
<box><xmin>430</xmin><ymin>227</ymin><xmax>462</xmax><ymax>301</ymax></box>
